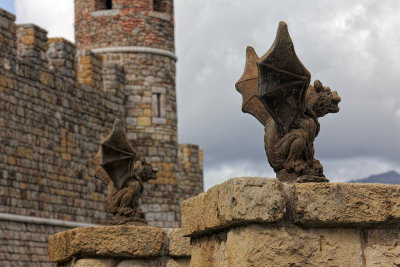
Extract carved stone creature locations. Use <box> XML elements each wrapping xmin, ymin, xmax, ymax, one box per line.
<box><xmin>236</xmin><ymin>21</ymin><xmax>340</xmax><ymax>183</ymax></box>
<box><xmin>93</xmin><ymin>119</ymin><xmax>157</xmax><ymax>225</ymax></box>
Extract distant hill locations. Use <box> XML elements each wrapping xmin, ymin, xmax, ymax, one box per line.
<box><xmin>350</xmin><ymin>170</ymin><xmax>400</xmax><ymax>184</ymax></box>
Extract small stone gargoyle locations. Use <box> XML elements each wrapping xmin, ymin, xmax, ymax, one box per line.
<box><xmin>93</xmin><ymin>119</ymin><xmax>157</xmax><ymax>225</ymax></box>
<box><xmin>236</xmin><ymin>21</ymin><xmax>341</xmax><ymax>183</ymax></box>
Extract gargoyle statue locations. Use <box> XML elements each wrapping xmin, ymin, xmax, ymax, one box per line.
<box><xmin>236</xmin><ymin>21</ymin><xmax>341</xmax><ymax>183</ymax></box>
<box><xmin>93</xmin><ymin>119</ymin><xmax>157</xmax><ymax>225</ymax></box>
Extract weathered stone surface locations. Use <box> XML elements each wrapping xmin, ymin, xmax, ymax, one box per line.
<box><xmin>225</xmin><ymin>224</ymin><xmax>363</xmax><ymax>267</ymax></box>
<box><xmin>364</xmin><ymin>228</ymin><xmax>400</xmax><ymax>266</ymax></box>
<box><xmin>181</xmin><ymin>178</ymin><xmax>286</xmax><ymax>236</ymax></box>
<box><xmin>293</xmin><ymin>183</ymin><xmax>400</xmax><ymax>226</ymax></box>
<box><xmin>166</xmin><ymin>258</ymin><xmax>191</xmax><ymax>267</ymax></box>
<box><xmin>48</xmin><ymin>225</ymin><xmax>164</xmax><ymax>262</ymax></box>
<box><xmin>190</xmin><ymin>233</ymin><xmax>228</xmax><ymax>267</ymax></box>
<box><xmin>74</xmin><ymin>259</ymin><xmax>114</xmax><ymax>267</ymax></box>
<box><xmin>166</xmin><ymin>228</ymin><xmax>191</xmax><ymax>257</ymax></box>
<box><xmin>117</xmin><ymin>259</ymin><xmax>163</xmax><ymax>267</ymax></box>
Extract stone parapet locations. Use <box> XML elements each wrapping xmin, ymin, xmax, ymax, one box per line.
<box><xmin>293</xmin><ymin>182</ymin><xmax>400</xmax><ymax>226</ymax></box>
<box><xmin>182</xmin><ymin>178</ymin><xmax>400</xmax><ymax>266</ymax></box>
<box><xmin>48</xmin><ymin>225</ymin><xmax>191</xmax><ymax>267</ymax></box>
<box><xmin>181</xmin><ymin>178</ymin><xmax>285</xmax><ymax>237</ymax></box>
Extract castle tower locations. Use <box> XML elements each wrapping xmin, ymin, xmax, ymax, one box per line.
<box><xmin>74</xmin><ymin>0</ymin><xmax>186</xmax><ymax>227</ymax></box>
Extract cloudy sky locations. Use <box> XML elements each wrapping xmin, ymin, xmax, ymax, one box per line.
<box><xmin>1</xmin><ymin>0</ymin><xmax>400</xmax><ymax>189</ymax></box>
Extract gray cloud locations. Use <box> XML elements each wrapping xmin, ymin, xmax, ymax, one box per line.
<box><xmin>11</xmin><ymin>0</ymin><xmax>400</xmax><ymax>188</ymax></box>
<box><xmin>175</xmin><ymin>0</ymin><xmax>400</xmax><ymax>187</ymax></box>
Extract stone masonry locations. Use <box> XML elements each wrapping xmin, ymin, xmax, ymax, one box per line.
<box><xmin>0</xmin><ymin>0</ymin><xmax>203</xmax><ymax>265</ymax></box>
<box><xmin>181</xmin><ymin>178</ymin><xmax>400</xmax><ymax>266</ymax></box>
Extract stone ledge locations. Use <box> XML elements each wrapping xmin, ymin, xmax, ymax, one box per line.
<box><xmin>48</xmin><ymin>225</ymin><xmax>165</xmax><ymax>262</ymax></box>
<box><xmin>182</xmin><ymin>178</ymin><xmax>400</xmax><ymax>237</ymax></box>
<box><xmin>181</xmin><ymin>178</ymin><xmax>286</xmax><ymax>237</ymax></box>
<box><xmin>293</xmin><ymin>182</ymin><xmax>400</xmax><ymax>226</ymax></box>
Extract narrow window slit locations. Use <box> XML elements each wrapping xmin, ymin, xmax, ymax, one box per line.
<box><xmin>157</xmin><ymin>93</ymin><xmax>161</xmax><ymax>118</ymax></box>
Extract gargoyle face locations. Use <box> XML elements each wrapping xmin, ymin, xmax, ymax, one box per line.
<box><xmin>307</xmin><ymin>80</ymin><xmax>341</xmax><ymax>118</ymax></box>
<box><xmin>137</xmin><ymin>158</ymin><xmax>157</xmax><ymax>182</ymax></box>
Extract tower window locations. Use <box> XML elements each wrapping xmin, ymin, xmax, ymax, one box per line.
<box><xmin>106</xmin><ymin>0</ymin><xmax>112</xmax><ymax>9</ymax></box>
<box><xmin>153</xmin><ymin>0</ymin><xmax>166</xmax><ymax>12</ymax></box>
<box><xmin>95</xmin><ymin>0</ymin><xmax>112</xmax><ymax>10</ymax></box>
<box><xmin>152</xmin><ymin>93</ymin><xmax>165</xmax><ymax>118</ymax></box>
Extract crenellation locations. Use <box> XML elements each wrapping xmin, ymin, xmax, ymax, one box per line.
<box><xmin>177</xmin><ymin>144</ymin><xmax>204</xmax><ymax>204</ymax></box>
<box><xmin>47</xmin><ymin>38</ymin><xmax>76</xmax><ymax>79</ymax></box>
<box><xmin>76</xmin><ymin>50</ymin><xmax>104</xmax><ymax>89</ymax></box>
<box><xmin>16</xmin><ymin>24</ymin><xmax>48</xmax><ymax>63</ymax></box>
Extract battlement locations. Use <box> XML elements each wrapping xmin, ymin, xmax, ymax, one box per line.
<box><xmin>0</xmin><ymin>4</ymin><xmax>203</xmax><ymax>264</ymax></box>
<box><xmin>0</xmin><ymin>7</ymin><xmax>125</xmax><ymax>93</ymax></box>
<box><xmin>177</xmin><ymin>144</ymin><xmax>204</xmax><ymax>203</ymax></box>
<box><xmin>47</xmin><ymin>38</ymin><xmax>76</xmax><ymax>79</ymax></box>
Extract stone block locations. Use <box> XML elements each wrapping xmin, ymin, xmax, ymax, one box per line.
<box><xmin>74</xmin><ymin>259</ymin><xmax>114</xmax><ymax>267</ymax></box>
<box><xmin>48</xmin><ymin>225</ymin><xmax>165</xmax><ymax>262</ymax></box>
<box><xmin>293</xmin><ymin>183</ymin><xmax>400</xmax><ymax>226</ymax></box>
<box><xmin>364</xmin><ymin>228</ymin><xmax>400</xmax><ymax>266</ymax></box>
<box><xmin>225</xmin><ymin>224</ymin><xmax>363</xmax><ymax>267</ymax></box>
<box><xmin>181</xmin><ymin>178</ymin><xmax>286</xmax><ymax>237</ymax></box>
<box><xmin>190</xmin><ymin>234</ymin><xmax>227</xmax><ymax>267</ymax></box>
<box><xmin>117</xmin><ymin>259</ymin><xmax>163</xmax><ymax>267</ymax></box>
<box><xmin>137</xmin><ymin>116</ymin><xmax>151</xmax><ymax>126</ymax></box>
<box><xmin>166</xmin><ymin>228</ymin><xmax>191</xmax><ymax>257</ymax></box>
<box><xmin>166</xmin><ymin>258</ymin><xmax>190</xmax><ymax>267</ymax></box>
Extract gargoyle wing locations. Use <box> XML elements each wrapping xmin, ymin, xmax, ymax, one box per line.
<box><xmin>93</xmin><ymin>119</ymin><xmax>136</xmax><ymax>190</ymax></box>
<box><xmin>235</xmin><ymin>46</ymin><xmax>270</xmax><ymax>126</ymax></box>
<box><xmin>257</xmin><ymin>21</ymin><xmax>311</xmax><ymax>135</ymax></box>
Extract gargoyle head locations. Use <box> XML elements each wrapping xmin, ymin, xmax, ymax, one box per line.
<box><xmin>306</xmin><ymin>80</ymin><xmax>341</xmax><ymax>118</ymax></box>
<box><xmin>133</xmin><ymin>157</ymin><xmax>157</xmax><ymax>182</ymax></box>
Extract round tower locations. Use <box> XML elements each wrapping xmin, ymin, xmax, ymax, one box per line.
<box><xmin>74</xmin><ymin>0</ymin><xmax>180</xmax><ymax>227</ymax></box>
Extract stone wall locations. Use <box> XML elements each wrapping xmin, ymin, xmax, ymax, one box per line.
<box><xmin>181</xmin><ymin>178</ymin><xmax>400</xmax><ymax>266</ymax></box>
<box><xmin>0</xmin><ymin>4</ymin><xmax>203</xmax><ymax>264</ymax></box>
<box><xmin>0</xmin><ymin>10</ymin><xmax>123</xmax><ymax>225</ymax></box>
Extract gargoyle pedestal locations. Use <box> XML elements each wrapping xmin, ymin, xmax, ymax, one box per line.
<box><xmin>236</xmin><ymin>21</ymin><xmax>341</xmax><ymax>183</ymax></box>
<box><xmin>93</xmin><ymin>119</ymin><xmax>157</xmax><ymax>225</ymax></box>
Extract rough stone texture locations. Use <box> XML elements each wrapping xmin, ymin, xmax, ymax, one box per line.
<box><xmin>49</xmin><ymin>225</ymin><xmax>191</xmax><ymax>267</ymax></box>
<box><xmin>190</xmin><ymin>225</ymin><xmax>364</xmax><ymax>267</ymax></box>
<box><xmin>293</xmin><ymin>182</ymin><xmax>400</xmax><ymax>226</ymax></box>
<box><xmin>1</xmin><ymin>1</ymin><xmax>203</xmax><ymax>264</ymax></box>
<box><xmin>166</xmin><ymin>258</ymin><xmax>191</xmax><ymax>267</ymax></box>
<box><xmin>364</xmin><ymin>228</ymin><xmax>400</xmax><ymax>267</ymax></box>
<box><xmin>227</xmin><ymin>225</ymin><xmax>363</xmax><ymax>267</ymax></box>
<box><xmin>190</xmin><ymin>233</ymin><xmax>228</xmax><ymax>267</ymax></box>
<box><xmin>166</xmin><ymin>228</ymin><xmax>191</xmax><ymax>257</ymax></box>
<box><xmin>182</xmin><ymin>178</ymin><xmax>400</xmax><ymax>266</ymax></box>
<box><xmin>181</xmin><ymin>178</ymin><xmax>286</xmax><ymax>236</ymax></box>
<box><xmin>48</xmin><ymin>225</ymin><xmax>164</xmax><ymax>262</ymax></box>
